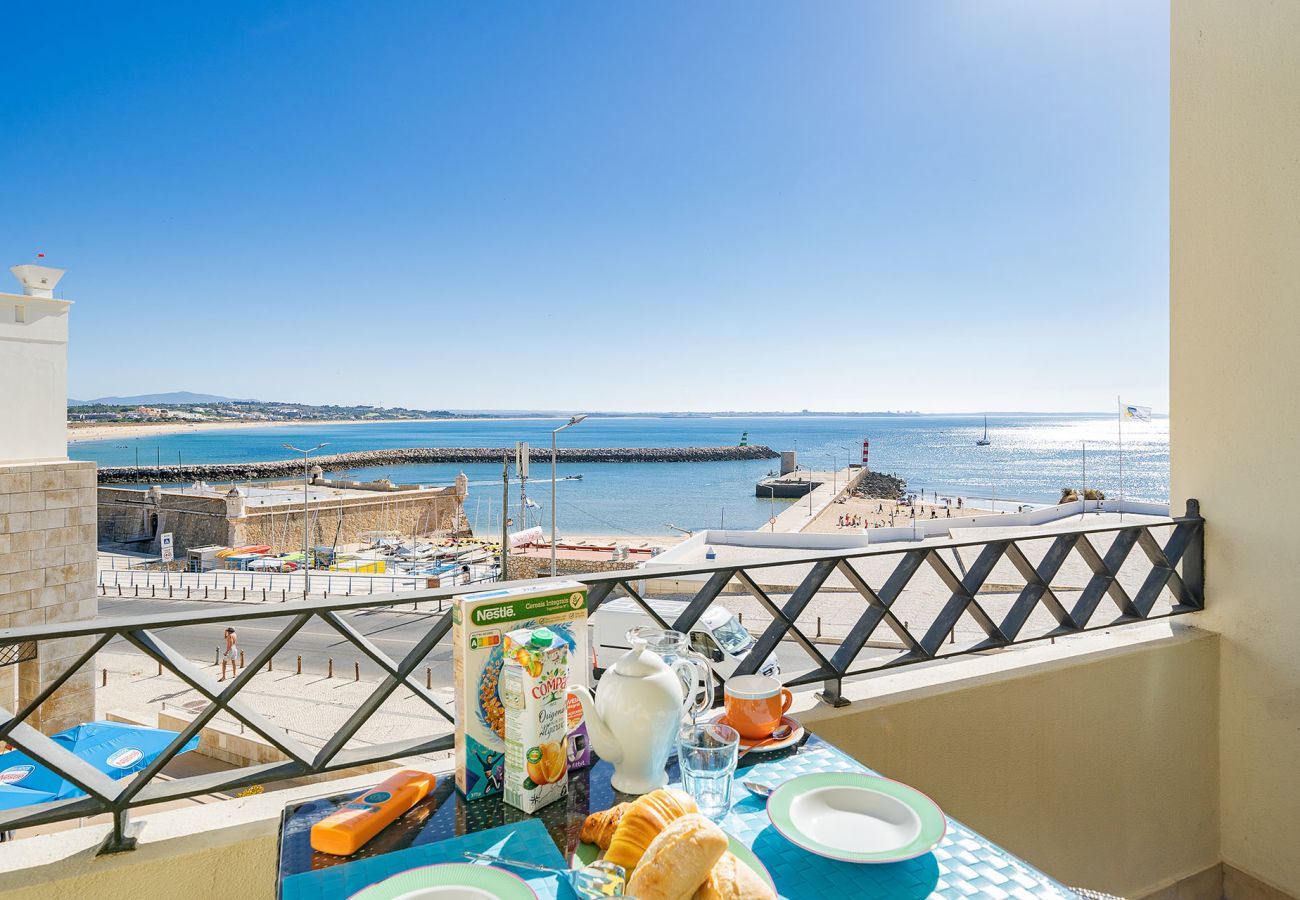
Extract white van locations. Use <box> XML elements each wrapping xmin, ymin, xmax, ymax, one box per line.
<box><xmin>589</xmin><ymin>597</ymin><xmax>780</xmax><ymax>682</ymax></box>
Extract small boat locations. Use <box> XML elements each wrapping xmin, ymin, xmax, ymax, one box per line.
<box><xmin>247</xmin><ymin>557</ymin><xmax>298</xmax><ymax>573</ymax></box>
<box><xmin>418</xmin><ymin>562</ymin><xmax>461</xmax><ymax>577</ymax></box>
<box><xmin>976</xmin><ymin>415</ymin><xmax>991</xmax><ymax>446</ymax></box>
<box><xmin>394</xmin><ymin>542</ymin><xmax>437</xmax><ymax>560</ymax></box>
<box><xmin>216</xmin><ymin>545</ymin><xmax>271</xmax><ymax>559</ymax></box>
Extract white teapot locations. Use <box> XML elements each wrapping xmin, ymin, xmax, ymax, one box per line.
<box><xmin>570</xmin><ymin>636</ymin><xmax>707</xmax><ymax>795</ymax></box>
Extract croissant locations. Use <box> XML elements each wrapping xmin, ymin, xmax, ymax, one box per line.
<box><xmin>581</xmin><ymin>802</ymin><xmax>630</xmax><ymax>849</ymax></box>
<box><xmin>604</xmin><ymin>788</ymin><xmax>699</xmax><ymax>871</ymax></box>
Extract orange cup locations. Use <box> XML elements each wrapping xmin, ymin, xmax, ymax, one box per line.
<box><xmin>723</xmin><ymin>675</ymin><xmax>793</xmax><ymax>740</ymax></box>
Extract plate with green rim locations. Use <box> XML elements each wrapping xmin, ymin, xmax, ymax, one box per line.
<box><xmin>349</xmin><ymin>862</ymin><xmax>539</xmax><ymax>900</ymax></box>
<box><xmin>573</xmin><ymin>830</ymin><xmax>776</xmax><ymax>891</ymax></box>
<box><xmin>766</xmin><ymin>772</ymin><xmax>946</xmax><ymax>864</ymax></box>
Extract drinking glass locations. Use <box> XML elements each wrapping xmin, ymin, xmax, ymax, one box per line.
<box><xmin>677</xmin><ymin>722</ymin><xmax>739</xmax><ymax>819</ymax></box>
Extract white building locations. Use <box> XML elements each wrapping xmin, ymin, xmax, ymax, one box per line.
<box><xmin>1</xmin><ymin>264</ymin><xmax>73</xmax><ymax>463</ymax></box>
<box><xmin>0</xmin><ymin>260</ymin><xmax>98</xmax><ymax>734</ymax></box>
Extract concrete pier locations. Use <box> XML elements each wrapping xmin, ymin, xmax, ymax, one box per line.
<box><xmin>760</xmin><ymin>466</ymin><xmax>863</xmax><ymax>532</ymax></box>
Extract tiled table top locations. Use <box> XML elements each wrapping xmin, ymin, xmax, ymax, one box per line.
<box><xmin>278</xmin><ymin>734</ymin><xmax>1077</xmax><ymax>899</ymax></box>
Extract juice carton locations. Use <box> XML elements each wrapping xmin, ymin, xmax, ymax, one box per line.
<box><xmin>453</xmin><ymin>582</ymin><xmax>590</xmax><ymax>800</ymax></box>
<box><xmin>501</xmin><ymin>627</ymin><xmax>570</xmax><ymax>813</ymax></box>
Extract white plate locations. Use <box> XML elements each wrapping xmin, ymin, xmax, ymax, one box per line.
<box><xmin>350</xmin><ymin>862</ymin><xmax>539</xmax><ymax>900</ymax></box>
<box><xmin>793</xmin><ymin>785</ymin><xmax>919</xmax><ymax>851</ymax></box>
<box><xmin>393</xmin><ymin>889</ymin><xmax>496</xmax><ymax>900</ymax></box>
<box><xmin>767</xmin><ymin>772</ymin><xmax>946</xmax><ymax>864</ymax></box>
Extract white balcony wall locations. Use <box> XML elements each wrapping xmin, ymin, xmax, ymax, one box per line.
<box><xmin>799</xmin><ymin>624</ymin><xmax>1219</xmax><ymax>898</ymax></box>
<box><xmin>1172</xmin><ymin>0</ymin><xmax>1300</xmax><ymax>894</ymax></box>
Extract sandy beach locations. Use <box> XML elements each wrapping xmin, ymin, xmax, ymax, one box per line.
<box><xmin>68</xmin><ymin>417</ymin><xmax>485</xmax><ymax>444</ymax></box>
<box><xmin>804</xmin><ymin>493</ymin><xmax>1001</xmax><ymax>533</ymax></box>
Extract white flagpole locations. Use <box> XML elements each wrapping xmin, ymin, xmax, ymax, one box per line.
<box><xmin>1117</xmin><ymin>395</ymin><xmax>1124</xmax><ymax>522</ymax></box>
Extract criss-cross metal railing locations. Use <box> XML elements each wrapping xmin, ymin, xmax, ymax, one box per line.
<box><xmin>0</xmin><ymin>501</ymin><xmax>1203</xmax><ymax>852</ymax></box>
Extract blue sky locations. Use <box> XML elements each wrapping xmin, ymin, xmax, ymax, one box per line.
<box><xmin>3</xmin><ymin>1</ymin><xmax>1169</xmax><ymax>413</ymax></box>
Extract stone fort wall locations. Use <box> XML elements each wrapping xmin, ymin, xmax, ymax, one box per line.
<box><xmin>504</xmin><ymin>554</ymin><xmax>638</xmax><ymax>580</ymax></box>
<box><xmin>98</xmin><ymin>488</ymin><xmax>228</xmax><ymax>554</ymax></box>
<box><xmin>233</xmin><ymin>491</ymin><xmax>460</xmax><ymax>552</ymax></box>
<box><xmin>98</xmin><ymin>486</ymin><xmax>462</xmax><ymax>556</ymax></box>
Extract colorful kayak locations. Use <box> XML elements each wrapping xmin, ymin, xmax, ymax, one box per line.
<box><xmin>216</xmin><ymin>545</ymin><xmax>271</xmax><ymax>558</ymax></box>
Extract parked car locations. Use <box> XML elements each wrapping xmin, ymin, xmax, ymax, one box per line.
<box><xmin>589</xmin><ymin>597</ymin><xmax>780</xmax><ymax>687</ymax></box>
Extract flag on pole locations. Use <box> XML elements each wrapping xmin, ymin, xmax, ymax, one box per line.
<box><xmin>524</xmin><ymin>497</ymin><xmax>541</xmax><ymax>510</ymax></box>
<box><xmin>1123</xmin><ymin>404</ymin><xmax>1152</xmax><ymax>422</ymax></box>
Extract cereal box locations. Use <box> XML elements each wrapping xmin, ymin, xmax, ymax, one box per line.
<box><xmin>452</xmin><ymin>582</ymin><xmax>590</xmax><ymax>800</ymax></box>
<box><xmin>501</xmin><ymin>627</ymin><xmax>569</xmax><ymax>813</ymax></box>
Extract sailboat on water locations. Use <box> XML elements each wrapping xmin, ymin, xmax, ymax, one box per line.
<box><xmin>976</xmin><ymin>415</ymin><xmax>991</xmax><ymax>446</ymax></box>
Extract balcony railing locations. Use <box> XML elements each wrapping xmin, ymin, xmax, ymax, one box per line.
<box><xmin>0</xmin><ymin>501</ymin><xmax>1203</xmax><ymax>853</ymax></box>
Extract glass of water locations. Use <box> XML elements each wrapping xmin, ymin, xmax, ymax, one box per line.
<box><xmin>677</xmin><ymin>722</ymin><xmax>739</xmax><ymax>819</ymax></box>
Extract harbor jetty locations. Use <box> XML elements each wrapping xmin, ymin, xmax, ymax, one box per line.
<box><xmin>95</xmin><ymin>445</ymin><xmax>780</xmax><ymax>484</ymax></box>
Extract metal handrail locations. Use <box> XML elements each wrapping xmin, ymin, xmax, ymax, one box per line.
<box><xmin>0</xmin><ymin>501</ymin><xmax>1203</xmax><ymax>852</ymax></box>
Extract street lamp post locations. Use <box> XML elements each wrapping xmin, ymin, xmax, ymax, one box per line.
<box><xmin>838</xmin><ymin>444</ymin><xmax>853</xmax><ymax>496</ymax></box>
<box><xmin>551</xmin><ymin>415</ymin><xmax>587</xmax><ymax>577</ymax></box>
<box><xmin>283</xmin><ymin>442</ymin><xmax>327</xmax><ymax>599</ymax></box>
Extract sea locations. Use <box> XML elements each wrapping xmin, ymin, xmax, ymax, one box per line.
<box><xmin>70</xmin><ymin>414</ymin><xmax>1168</xmax><ymax>538</ymax></box>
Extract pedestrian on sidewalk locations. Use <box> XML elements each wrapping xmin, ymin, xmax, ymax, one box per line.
<box><xmin>219</xmin><ymin>627</ymin><xmax>238</xmax><ymax>682</ymax></box>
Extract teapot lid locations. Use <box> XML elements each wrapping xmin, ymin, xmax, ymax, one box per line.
<box><xmin>610</xmin><ymin>637</ymin><xmax>669</xmax><ymax>678</ymax></box>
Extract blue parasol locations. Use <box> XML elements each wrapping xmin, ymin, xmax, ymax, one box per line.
<box><xmin>0</xmin><ymin>720</ymin><xmax>200</xmax><ymax>811</ymax></box>
<box><xmin>0</xmin><ymin>782</ymin><xmax>59</xmax><ymax>809</ymax></box>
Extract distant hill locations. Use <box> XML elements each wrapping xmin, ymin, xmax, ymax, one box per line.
<box><xmin>68</xmin><ymin>392</ymin><xmax>249</xmax><ymax>406</ymax></box>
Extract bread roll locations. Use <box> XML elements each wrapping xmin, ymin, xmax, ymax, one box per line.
<box><xmin>626</xmin><ymin>813</ymin><xmax>729</xmax><ymax>900</ymax></box>
<box><xmin>692</xmin><ymin>851</ymin><xmax>776</xmax><ymax>900</ymax></box>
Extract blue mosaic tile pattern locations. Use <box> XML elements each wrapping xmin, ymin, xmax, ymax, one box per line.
<box><xmin>281</xmin><ymin>818</ymin><xmax>575</xmax><ymax>900</ymax></box>
<box><xmin>278</xmin><ymin>737</ymin><xmax>1077</xmax><ymax>899</ymax></box>
<box><xmin>677</xmin><ymin>744</ymin><xmax>1078</xmax><ymax>900</ymax></box>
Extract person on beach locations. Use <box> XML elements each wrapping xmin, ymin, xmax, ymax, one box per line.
<box><xmin>219</xmin><ymin>627</ymin><xmax>238</xmax><ymax>682</ymax></box>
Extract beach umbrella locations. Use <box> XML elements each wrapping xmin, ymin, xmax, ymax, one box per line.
<box><xmin>0</xmin><ymin>721</ymin><xmax>200</xmax><ymax>811</ymax></box>
<box><xmin>0</xmin><ymin>781</ymin><xmax>59</xmax><ymax>812</ymax></box>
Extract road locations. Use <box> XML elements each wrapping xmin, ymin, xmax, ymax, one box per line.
<box><xmin>99</xmin><ymin>595</ymin><xmax>457</xmax><ymax>684</ymax></box>
<box><xmin>95</xmin><ymin>595</ymin><xmax>867</xmax><ymax>687</ymax></box>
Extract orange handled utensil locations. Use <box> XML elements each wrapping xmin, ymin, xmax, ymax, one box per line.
<box><xmin>310</xmin><ymin>769</ymin><xmax>437</xmax><ymax>856</ymax></box>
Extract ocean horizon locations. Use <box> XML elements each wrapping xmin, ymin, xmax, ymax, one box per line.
<box><xmin>71</xmin><ymin>413</ymin><xmax>1168</xmax><ymax>538</ymax></box>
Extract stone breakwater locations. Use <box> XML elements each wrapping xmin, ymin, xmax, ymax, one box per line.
<box><xmin>95</xmin><ymin>445</ymin><xmax>780</xmax><ymax>484</ymax></box>
<box><xmin>854</xmin><ymin>471</ymin><xmax>908</xmax><ymax>499</ymax></box>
